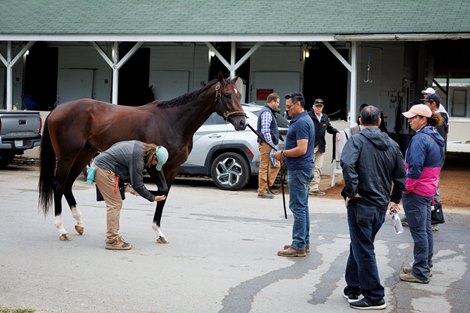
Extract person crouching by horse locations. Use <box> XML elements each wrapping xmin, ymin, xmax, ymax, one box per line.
<box><xmin>93</xmin><ymin>140</ymin><xmax>169</xmax><ymax>250</ymax></box>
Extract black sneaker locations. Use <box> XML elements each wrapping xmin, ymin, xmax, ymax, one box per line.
<box><xmin>350</xmin><ymin>298</ymin><xmax>386</xmax><ymax>310</ymax></box>
<box><xmin>343</xmin><ymin>293</ymin><xmax>361</xmax><ymax>303</ymax></box>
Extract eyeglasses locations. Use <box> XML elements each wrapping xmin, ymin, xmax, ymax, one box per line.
<box><xmin>286</xmin><ymin>102</ymin><xmax>298</xmax><ymax>110</ymax></box>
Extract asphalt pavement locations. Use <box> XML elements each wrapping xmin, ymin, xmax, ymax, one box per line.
<box><xmin>0</xmin><ymin>163</ymin><xmax>469</xmax><ymax>313</ymax></box>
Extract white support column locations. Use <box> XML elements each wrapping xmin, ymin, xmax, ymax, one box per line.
<box><xmin>206</xmin><ymin>42</ymin><xmax>263</xmax><ymax>78</ymax></box>
<box><xmin>230</xmin><ymin>42</ymin><xmax>236</xmax><ymax>77</ymax></box>
<box><xmin>350</xmin><ymin>42</ymin><xmax>358</xmax><ymax>127</ymax></box>
<box><xmin>206</xmin><ymin>42</ymin><xmax>231</xmax><ymax>71</ymax></box>
<box><xmin>322</xmin><ymin>41</ymin><xmax>358</xmax><ymax>127</ymax></box>
<box><xmin>111</xmin><ymin>42</ymin><xmax>119</xmax><ymax>104</ymax></box>
<box><xmin>6</xmin><ymin>42</ymin><xmax>12</xmax><ymax>111</ymax></box>
<box><xmin>0</xmin><ymin>41</ymin><xmax>35</xmax><ymax>111</ymax></box>
<box><xmin>233</xmin><ymin>42</ymin><xmax>262</xmax><ymax>73</ymax></box>
<box><xmin>91</xmin><ymin>41</ymin><xmax>143</xmax><ymax>104</ymax></box>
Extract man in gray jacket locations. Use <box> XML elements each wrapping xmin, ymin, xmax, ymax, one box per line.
<box><xmin>340</xmin><ymin>105</ymin><xmax>406</xmax><ymax>310</ymax></box>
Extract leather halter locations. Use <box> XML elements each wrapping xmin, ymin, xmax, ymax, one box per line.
<box><xmin>214</xmin><ymin>82</ymin><xmax>246</xmax><ymax>120</ymax></box>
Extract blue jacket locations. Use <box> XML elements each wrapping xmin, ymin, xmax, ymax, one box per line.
<box><xmin>405</xmin><ymin>126</ymin><xmax>445</xmax><ymax>197</ymax></box>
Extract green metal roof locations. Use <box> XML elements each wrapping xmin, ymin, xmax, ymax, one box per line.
<box><xmin>1</xmin><ymin>0</ymin><xmax>470</xmax><ymax>41</ymax></box>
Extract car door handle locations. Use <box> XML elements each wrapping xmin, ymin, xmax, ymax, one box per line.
<box><xmin>208</xmin><ymin>134</ymin><xmax>222</xmax><ymax>138</ymax></box>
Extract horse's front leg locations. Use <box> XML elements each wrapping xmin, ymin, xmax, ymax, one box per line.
<box><xmin>64</xmin><ymin>188</ymin><xmax>84</xmax><ymax>235</ymax></box>
<box><xmin>152</xmin><ymin>191</ymin><xmax>169</xmax><ymax>244</ymax></box>
<box><xmin>146</xmin><ymin>166</ymin><xmax>171</xmax><ymax>243</ymax></box>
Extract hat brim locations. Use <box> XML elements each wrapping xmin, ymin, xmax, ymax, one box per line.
<box><xmin>402</xmin><ymin>112</ymin><xmax>416</xmax><ymax>118</ymax></box>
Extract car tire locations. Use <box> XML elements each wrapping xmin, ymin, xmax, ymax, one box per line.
<box><xmin>210</xmin><ymin>152</ymin><xmax>250</xmax><ymax>190</ymax></box>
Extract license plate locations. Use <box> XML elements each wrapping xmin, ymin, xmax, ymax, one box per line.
<box><xmin>15</xmin><ymin>140</ymin><xmax>23</xmax><ymax>147</ymax></box>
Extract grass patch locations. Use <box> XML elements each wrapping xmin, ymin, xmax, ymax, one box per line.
<box><xmin>0</xmin><ymin>307</ymin><xmax>35</xmax><ymax>313</ymax></box>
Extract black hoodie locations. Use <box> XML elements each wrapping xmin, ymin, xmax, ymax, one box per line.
<box><xmin>340</xmin><ymin>128</ymin><xmax>406</xmax><ymax>210</ymax></box>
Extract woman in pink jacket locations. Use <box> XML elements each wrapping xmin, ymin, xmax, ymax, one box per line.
<box><xmin>400</xmin><ymin>104</ymin><xmax>445</xmax><ymax>284</ymax></box>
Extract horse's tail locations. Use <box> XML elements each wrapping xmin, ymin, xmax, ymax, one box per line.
<box><xmin>38</xmin><ymin>116</ymin><xmax>56</xmax><ymax>215</ymax></box>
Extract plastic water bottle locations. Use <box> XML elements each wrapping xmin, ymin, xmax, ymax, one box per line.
<box><xmin>86</xmin><ymin>166</ymin><xmax>96</xmax><ymax>184</ymax></box>
<box><xmin>392</xmin><ymin>213</ymin><xmax>403</xmax><ymax>234</ymax></box>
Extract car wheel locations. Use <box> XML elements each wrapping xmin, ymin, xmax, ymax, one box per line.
<box><xmin>210</xmin><ymin>152</ymin><xmax>250</xmax><ymax>190</ymax></box>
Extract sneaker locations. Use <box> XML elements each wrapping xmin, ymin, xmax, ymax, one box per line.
<box><xmin>277</xmin><ymin>247</ymin><xmax>307</xmax><ymax>257</ymax></box>
<box><xmin>258</xmin><ymin>192</ymin><xmax>274</xmax><ymax>199</ymax></box>
<box><xmin>432</xmin><ymin>224</ymin><xmax>440</xmax><ymax>231</ymax></box>
<box><xmin>283</xmin><ymin>244</ymin><xmax>310</xmax><ymax>253</ymax></box>
<box><xmin>399</xmin><ymin>273</ymin><xmax>429</xmax><ymax>284</ymax></box>
<box><xmin>344</xmin><ymin>293</ymin><xmax>361</xmax><ymax>303</ymax></box>
<box><xmin>105</xmin><ymin>238</ymin><xmax>133</xmax><ymax>250</ymax></box>
<box><xmin>401</xmin><ymin>217</ymin><xmax>409</xmax><ymax>227</ymax></box>
<box><xmin>350</xmin><ymin>298</ymin><xmax>386</xmax><ymax>310</ymax></box>
<box><xmin>309</xmin><ymin>190</ymin><xmax>325</xmax><ymax>196</ymax></box>
<box><xmin>402</xmin><ymin>266</ymin><xmax>432</xmax><ymax>277</ymax></box>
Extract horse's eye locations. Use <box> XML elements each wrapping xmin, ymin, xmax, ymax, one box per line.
<box><xmin>224</xmin><ymin>94</ymin><xmax>231</xmax><ymax>99</ymax></box>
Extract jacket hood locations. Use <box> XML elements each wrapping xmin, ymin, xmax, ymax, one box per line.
<box><xmin>420</xmin><ymin>126</ymin><xmax>445</xmax><ymax>147</ymax></box>
<box><xmin>359</xmin><ymin>128</ymin><xmax>390</xmax><ymax>151</ymax></box>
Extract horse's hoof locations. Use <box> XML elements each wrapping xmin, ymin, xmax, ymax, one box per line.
<box><xmin>59</xmin><ymin>233</ymin><xmax>73</xmax><ymax>241</ymax></box>
<box><xmin>75</xmin><ymin>225</ymin><xmax>84</xmax><ymax>235</ymax></box>
<box><xmin>156</xmin><ymin>236</ymin><xmax>169</xmax><ymax>244</ymax></box>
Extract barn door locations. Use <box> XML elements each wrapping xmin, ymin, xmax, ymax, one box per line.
<box><xmin>57</xmin><ymin>69</ymin><xmax>94</xmax><ymax>104</ymax></box>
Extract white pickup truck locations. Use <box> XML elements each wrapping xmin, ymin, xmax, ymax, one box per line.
<box><xmin>0</xmin><ymin>111</ymin><xmax>42</xmax><ymax>167</ymax></box>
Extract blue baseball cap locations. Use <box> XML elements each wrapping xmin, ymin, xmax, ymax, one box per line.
<box><xmin>155</xmin><ymin>146</ymin><xmax>169</xmax><ymax>171</ymax></box>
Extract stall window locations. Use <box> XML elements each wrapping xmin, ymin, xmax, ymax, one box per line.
<box><xmin>451</xmin><ymin>89</ymin><xmax>467</xmax><ymax>117</ymax></box>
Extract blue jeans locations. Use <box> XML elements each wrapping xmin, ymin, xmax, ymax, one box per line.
<box><xmin>344</xmin><ymin>201</ymin><xmax>385</xmax><ymax>303</ymax></box>
<box><xmin>403</xmin><ymin>192</ymin><xmax>433</xmax><ymax>280</ymax></box>
<box><xmin>287</xmin><ymin>169</ymin><xmax>313</xmax><ymax>251</ymax></box>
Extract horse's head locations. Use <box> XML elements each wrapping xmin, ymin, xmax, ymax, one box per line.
<box><xmin>214</xmin><ymin>73</ymin><xmax>246</xmax><ymax>130</ymax></box>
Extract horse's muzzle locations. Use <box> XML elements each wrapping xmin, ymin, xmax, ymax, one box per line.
<box><xmin>231</xmin><ymin>115</ymin><xmax>247</xmax><ymax>131</ymax></box>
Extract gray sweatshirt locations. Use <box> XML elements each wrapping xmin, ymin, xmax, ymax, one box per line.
<box><xmin>94</xmin><ymin>140</ymin><xmax>155</xmax><ymax>202</ymax></box>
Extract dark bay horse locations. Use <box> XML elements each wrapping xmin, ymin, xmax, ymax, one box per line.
<box><xmin>38</xmin><ymin>74</ymin><xmax>246</xmax><ymax>242</ymax></box>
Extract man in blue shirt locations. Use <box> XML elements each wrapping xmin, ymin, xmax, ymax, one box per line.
<box><xmin>273</xmin><ymin>92</ymin><xmax>315</xmax><ymax>257</ymax></box>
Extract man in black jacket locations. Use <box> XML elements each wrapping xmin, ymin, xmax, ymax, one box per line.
<box><xmin>307</xmin><ymin>99</ymin><xmax>340</xmax><ymax>195</ymax></box>
<box><xmin>340</xmin><ymin>105</ymin><xmax>406</xmax><ymax>310</ymax></box>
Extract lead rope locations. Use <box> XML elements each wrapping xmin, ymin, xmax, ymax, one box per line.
<box><xmin>247</xmin><ymin>124</ymin><xmax>287</xmax><ymax>219</ymax></box>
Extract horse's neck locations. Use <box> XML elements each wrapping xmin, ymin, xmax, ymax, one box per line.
<box><xmin>178</xmin><ymin>100</ymin><xmax>214</xmax><ymax>139</ymax></box>
<box><xmin>162</xmin><ymin>90</ymin><xmax>216</xmax><ymax>142</ymax></box>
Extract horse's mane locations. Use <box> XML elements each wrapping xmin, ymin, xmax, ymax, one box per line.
<box><xmin>157</xmin><ymin>79</ymin><xmax>218</xmax><ymax>109</ymax></box>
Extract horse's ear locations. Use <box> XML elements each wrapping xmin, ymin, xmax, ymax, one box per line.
<box><xmin>230</xmin><ymin>75</ymin><xmax>240</xmax><ymax>84</ymax></box>
<box><xmin>217</xmin><ymin>71</ymin><xmax>224</xmax><ymax>83</ymax></box>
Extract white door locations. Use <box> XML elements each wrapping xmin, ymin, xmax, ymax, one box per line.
<box><xmin>57</xmin><ymin>69</ymin><xmax>94</xmax><ymax>104</ymax></box>
<box><xmin>252</xmin><ymin>71</ymin><xmax>301</xmax><ymax>112</ymax></box>
<box><xmin>149</xmin><ymin>70</ymin><xmax>189</xmax><ymax>101</ymax></box>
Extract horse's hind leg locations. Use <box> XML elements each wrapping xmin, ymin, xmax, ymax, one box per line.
<box><xmin>64</xmin><ymin>150</ymin><xmax>97</xmax><ymax>236</ymax></box>
<box><xmin>53</xmin><ymin>188</ymin><xmax>73</xmax><ymax>241</ymax></box>
<box><xmin>63</xmin><ymin>186</ymin><xmax>84</xmax><ymax>235</ymax></box>
<box><xmin>53</xmin><ymin>157</ymin><xmax>84</xmax><ymax>241</ymax></box>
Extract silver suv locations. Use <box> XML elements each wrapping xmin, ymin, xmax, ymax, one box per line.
<box><xmin>178</xmin><ymin>104</ymin><xmax>287</xmax><ymax>190</ymax></box>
